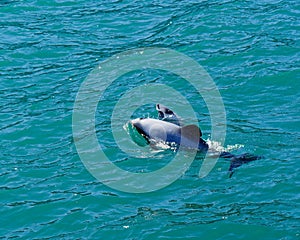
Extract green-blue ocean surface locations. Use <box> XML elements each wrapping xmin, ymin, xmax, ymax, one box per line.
<box><xmin>1</xmin><ymin>0</ymin><xmax>299</xmax><ymax>239</ymax></box>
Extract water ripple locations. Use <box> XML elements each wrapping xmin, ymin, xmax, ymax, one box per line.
<box><xmin>1</xmin><ymin>0</ymin><xmax>299</xmax><ymax>239</ymax></box>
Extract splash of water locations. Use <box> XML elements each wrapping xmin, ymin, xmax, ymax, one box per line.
<box><xmin>206</xmin><ymin>138</ymin><xmax>244</xmax><ymax>153</ymax></box>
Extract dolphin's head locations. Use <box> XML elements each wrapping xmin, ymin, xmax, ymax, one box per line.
<box><xmin>127</xmin><ymin>118</ymin><xmax>149</xmax><ymax>146</ymax></box>
<box><xmin>130</xmin><ymin>118</ymin><xmax>177</xmax><ymax>143</ymax></box>
<box><xmin>156</xmin><ymin>103</ymin><xmax>175</xmax><ymax>119</ymax></box>
<box><xmin>156</xmin><ymin>103</ymin><xmax>180</xmax><ymax>126</ymax></box>
<box><xmin>130</xmin><ymin>118</ymin><xmax>147</xmax><ymax>137</ymax></box>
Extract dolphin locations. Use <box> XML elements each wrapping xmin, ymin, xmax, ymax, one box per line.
<box><xmin>156</xmin><ymin>103</ymin><xmax>180</xmax><ymax>126</ymax></box>
<box><xmin>129</xmin><ymin>104</ymin><xmax>262</xmax><ymax>177</ymax></box>
<box><xmin>130</xmin><ymin>118</ymin><xmax>209</xmax><ymax>152</ymax></box>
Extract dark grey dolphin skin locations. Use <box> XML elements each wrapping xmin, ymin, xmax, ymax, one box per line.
<box><xmin>130</xmin><ymin>104</ymin><xmax>262</xmax><ymax>177</ymax></box>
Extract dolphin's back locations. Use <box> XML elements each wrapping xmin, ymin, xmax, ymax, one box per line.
<box><xmin>130</xmin><ymin>118</ymin><xmax>208</xmax><ymax>151</ymax></box>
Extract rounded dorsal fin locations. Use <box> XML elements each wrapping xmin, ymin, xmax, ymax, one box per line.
<box><xmin>180</xmin><ymin>124</ymin><xmax>202</xmax><ymax>142</ymax></box>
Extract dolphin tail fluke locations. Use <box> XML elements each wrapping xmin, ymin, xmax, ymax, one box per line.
<box><xmin>219</xmin><ymin>151</ymin><xmax>236</xmax><ymax>159</ymax></box>
<box><xmin>219</xmin><ymin>152</ymin><xmax>263</xmax><ymax>178</ymax></box>
<box><xmin>227</xmin><ymin>153</ymin><xmax>263</xmax><ymax>178</ymax></box>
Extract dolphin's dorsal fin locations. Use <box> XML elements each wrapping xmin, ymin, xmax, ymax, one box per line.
<box><xmin>180</xmin><ymin>124</ymin><xmax>202</xmax><ymax>142</ymax></box>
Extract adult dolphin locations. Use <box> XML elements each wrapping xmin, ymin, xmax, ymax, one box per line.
<box><xmin>129</xmin><ymin>104</ymin><xmax>262</xmax><ymax>177</ymax></box>
<box><xmin>130</xmin><ymin>117</ymin><xmax>209</xmax><ymax>152</ymax></box>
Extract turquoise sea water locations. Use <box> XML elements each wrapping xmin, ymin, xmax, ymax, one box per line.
<box><xmin>1</xmin><ymin>0</ymin><xmax>299</xmax><ymax>239</ymax></box>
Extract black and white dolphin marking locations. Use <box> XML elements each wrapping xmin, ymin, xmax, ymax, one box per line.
<box><xmin>129</xmin><ymin>104</ymin><xmax>262</xmax><ymax>177</ymax></box>
<box><xmin>156</xmin><ymin>103</ymin><xmax>180</xmax><ymax>126</ymax></box>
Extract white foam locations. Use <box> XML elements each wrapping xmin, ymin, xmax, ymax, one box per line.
<box><xmin>206</xmin><ymin>138</ymin><xmax>244</xmax><ymax>153</ymax></box>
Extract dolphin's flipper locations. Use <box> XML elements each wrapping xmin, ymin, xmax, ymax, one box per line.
<box><xmin>156</xmin><ymin>104</ymin><xmax>180</xmax><ymax>126</ymax></box>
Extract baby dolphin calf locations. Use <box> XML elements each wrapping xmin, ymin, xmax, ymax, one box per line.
<box><xmin>156</xmin><ymin>103</ymin><xmax>180</xmax><ymax>126</ymax></box>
